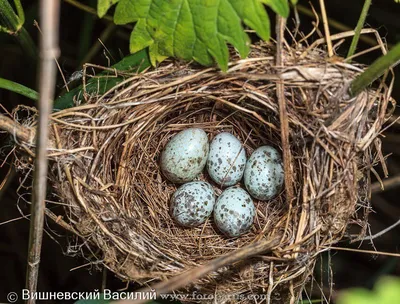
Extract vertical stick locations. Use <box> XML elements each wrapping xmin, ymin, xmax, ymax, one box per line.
<box><xmin>25</xmin><ymin>0</ymin><xmax>60</xmax><ymax>302</ymax></box>
<box><xmin>275</xmin><ymin>16</ymin><xmax>294</xmax><ymax>204</ymax></box>
<box><xmin>347</xmin><ymin>0</ymin><xmax>372</xmax><ymax>59</ymax></box>
<box><xmin>318</xmin><ymin>0</ymin><xmax>333</xmax><ymax>57</ymax></box>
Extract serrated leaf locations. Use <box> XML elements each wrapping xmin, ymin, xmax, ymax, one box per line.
<box><xmin>97</xmin><ymin>0</ymin><xmax>120</xmax><ymax>18</ymax></box>
<box><xmin>114</xmin><ymin>0</ymin><xmax>289</xmax><ymax>71</ymax></box>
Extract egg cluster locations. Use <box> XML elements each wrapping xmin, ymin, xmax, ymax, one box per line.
<box><xmin>161</xmin><ymin>128</ymin><xmax>284</xmax><ymax>238</ymax></box>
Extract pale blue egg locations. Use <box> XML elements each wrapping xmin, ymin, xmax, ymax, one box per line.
<box><xmin>170</xmin><ymin>181</ymin><xmax>216</xmax><ymax>227</ymax></box>
<box><xmin>161</xmin><ymin>128</ymin><xmax>209</xmax><ymax>183</ymax></box>
<box><xmin>244</xmin><ymin>146</ymin><xmax>284</xmax><ymax>200</ymax></box>
<box><xmin>207</xmin><ymin>132</ymin><xmax>246</xmax><ymax>186</ymax></box>
<box><xmin>213</xmin><ymin>187</ymin><xmax>255</xmax><ymax>237</ymax></box>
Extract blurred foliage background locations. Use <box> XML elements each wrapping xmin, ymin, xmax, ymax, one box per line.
<box><xmin>0</xmin><ymin>0</ymin><xmax>399</xmax><ymax>303</ymax></box>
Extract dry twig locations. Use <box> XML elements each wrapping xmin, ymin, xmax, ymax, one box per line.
<box><xmin>25</xmin><ymin>0</ymin><xmax>60</xmax><ymax>301</ymax></box>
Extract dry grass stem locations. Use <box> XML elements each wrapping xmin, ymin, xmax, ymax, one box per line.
<box><xmin>25</xmin><ymin>1</ymin><xmax>60</xmax><ymax>301</ymax></box>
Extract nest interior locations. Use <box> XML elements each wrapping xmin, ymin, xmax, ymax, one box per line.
<box><xmin>11</xmin><ymin>42</ymin><xmax>393</xmax><ymax>301</ymax></box>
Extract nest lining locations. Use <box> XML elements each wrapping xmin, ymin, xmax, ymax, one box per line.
<box><xmin>9</xmin><ymin>42</ymin><xmax>393</xmax><ymax>302</ymax></box>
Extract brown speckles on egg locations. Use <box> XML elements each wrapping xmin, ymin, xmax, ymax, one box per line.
<box><xmin>244</xmin><ymin>146</ymin><xmax>284</xmax><ymax>201</ymax></box>
<box><xmin>207</xmin><ymin>132</ymin><xmax>247</xmax><ymax>187</ymax></box>
<box><xmin>160</xmin><ymin>128</ymin><xmax>209</xmax><ymax>183</ymax></box>
<box><xmin>213</xmin><ymin>187</ymin><xmax>255</xmax><ymax>237</ymax></box>
<box><xmin>170</xmin><ymin>181</ymin><xmax>216</xmax><ymax>227</ymax></box>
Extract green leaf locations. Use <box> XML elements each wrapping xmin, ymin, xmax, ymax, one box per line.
<box><xmin>337</xmin><ymin>288</ymin><xmax>376</xmax><ymax>304</ymax></box>
<box><xmin>290</xmin><ymin>0</ymin><xmax>298</xmax><ymax>5</ymax></box>
<box><xmin>53</xmin><ymin>49</ymin><xmax>151</xmax><ymax>111</ymax></box>
<box><xmin>337</xmin><ymin>276</ymin><xmax>400</xmax><ymax>304</ymax></box>
<box><xmin>260</xmin><ymin>0</ymin><xmax>289</xmax><ymax>17</ymax></box>
<box><xmin>375</xmin><ymin>276</ymin><xmax>400</xmax><ymax>304</ymax></box>
<box><xmin>97</xmin><ymin>0</ymin><xmax>120</xmax><ymax>18</ymax></box>
<box><xmin>113</xmin><ymin>0</ymin><xmax>289</xmax><ymax>71</ymax></box>
<box><xmin>0</xmin><ymin>77</ymin><xmax>38</xmax><ymax>100</ymax></box>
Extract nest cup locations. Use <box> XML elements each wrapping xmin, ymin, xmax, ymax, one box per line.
<box><xmin>10</xmin><ymin>42</ymin><xmax>393</xmax><ymax>302</ymax></box>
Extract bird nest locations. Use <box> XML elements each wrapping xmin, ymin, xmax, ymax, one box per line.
<box><xmin>4</xmin><ymin>41</ymin><xmax>394</xmax><ymax>303</ymax></box>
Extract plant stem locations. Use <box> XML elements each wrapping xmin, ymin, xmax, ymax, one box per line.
<box><xmin>63</xmin><ymin>0</ymin><xmax>132</xmax><ymax>29</ymax></box>
<box><xmin>347</xmin><ymin>0</ymin><xmax>372</xmax><ymax>59</ymax></box>
<box><xmin>276</xmin><ymin>15</ymin><xmax>294</xmax><ymax>204</ymax></box>
<box><xmin>13</xmin><ymin>0</ymin><xmax>25</xmax><ymax>23</ymax></box>
<box><xmin>77</xmin><ymin>0</ymin><xmax>96</xmax><ymax>63</ymax></box>
<box><xmin>25</xmin><ymin>0</ymin><xmax>60</xmax><ymax>301</ymax></box>
<box><xmin>0</xmin><ymin>113</ymin><xmax>32</xmax><ymax>143</ymax></box>
<box><xmin>0</xmin><ymin>77</ymin><xmax>39</xmax><ymax>100</ymax></box>
<box><xmin>64</xmin><ymin>0</ymin><xmax>113</xmax><ymax>22</ymax></box>
<box><xmin>0</xmin><ymin>0</ymin><xmax>37</xmax><ymax>61</ymax></box>
<box><xmin>0</xmin><ymin>0</ymin><xmax>18</xmax><ymax>33</ymax></box>
<box><xmin>318</xmin><ymin>0</ymin><xmax>333</xmax><ymax>57</ymax></box>
<box><xmin>296</xmin><ymin>4</ymin><xmax>383</xmax><ymax>48</ymax></box>
<box><xmin>16</xmin><ymin>27</ymin><xmax>37</xmax><ymax>61</ymax></box>
<box><xmin>79</xmin><ymin>23</ymin><xmax>117</xmax><ymax>66</ymax></box>
<box><xmin>350</xmin><ymin>42</ymin><xmax>400</xmax><ymax>96</ymax></box>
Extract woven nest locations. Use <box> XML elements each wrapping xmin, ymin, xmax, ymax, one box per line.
<box><xmin>7</xmin><ymin>41</ymin><xmax>394</xmax><ymax>302</ymax></box>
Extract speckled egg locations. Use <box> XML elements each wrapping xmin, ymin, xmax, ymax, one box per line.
<box><xmin>207</xmin><ymin>132</ymin><xmax>246</xmax><ymax>186</ymax></box>
<box><xmin>244</xmin><ymin>145</ymin><xmax>284</xmax><ymax>200</ymax></box>
<box><xmin>161</xmin><ymin>128</ymin><xmax>209</xmax><ymax>183</ymax></box>
<box><xmin>170</xmin><ymin>181</ymin><xmax>216</xmax><ymax>227</ymax></box>
<box><xmin>213</xmin><ymin>187</ymin><xmax>255</xmax><ymax>237</ymax></box>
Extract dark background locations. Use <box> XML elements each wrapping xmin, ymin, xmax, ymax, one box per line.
<box><xmin>0</xmin><ymin>0</ymin><xmax>400</xmax><ymax>303</ymax></box>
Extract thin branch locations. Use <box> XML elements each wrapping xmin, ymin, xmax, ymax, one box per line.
<box><xmin>361</xmin><ymin>218</ymin><xmax>400</xmax><ymax>241</ymax></box>
<box><xmin>371</xmin><ymin>174</ymin><xmax>400</xmax><ymax>193</ymax></box>
<box><xmin>33</xmin><ymin>20</ymin><xmax>70</xmax><ymax>92</ymax></box>
<box><xmin>79</xmin><ymin>23</ymin><xmax>117</xmax><ymax>66</ymax></box>
<box><xmin>0</xmin><ymin>113</ymin><xmax>32</xmax><ymax>143</ymax></box>
<box><xmin>347</xmin><ymin>0</ymin><xmax>372</xmax><ymax>59</ymax></box>
<box><xmin>318</xmin><ymin>0</ymin><xmax>333</xmax><ymax>57</ymax></box>
<box><xmin>25</xmin><ymin>0</ymin><xmax>60</xmax><ymax>302</ymax></box>
<box><xmin>64</xmin><ymin>0</ymin><xmax>101</xmax><ymax>17</ymax></box>
<box><xmin>63</xmin><ymin>0</ymin><xmax>132</xmax><ymax>29</ymax></box>
<box><xmin>114</xmin><ymin>238</ymin><xmax>280</xmax><ymax>304</ymax></box>
<box><xmin>296</xmin><ymin>4</ymin><xmax>384</xmax><ymax>48</ymax></box>
<box><xmin>322</xmin><ymin>246</ymin><xmax>400</xmax><ymax>258</ymax></box>
<box><xmin>276</xmin><ymin>16</ymin><xmax>294</xmax><ymax>204</ymax></box>
<box><xmin>63</xmin><ymin>0</ymin><xmax>111</xmax><ymax>21</ymax></box>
